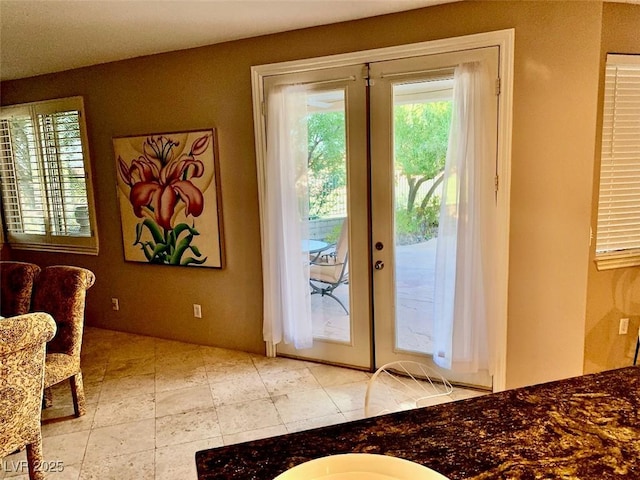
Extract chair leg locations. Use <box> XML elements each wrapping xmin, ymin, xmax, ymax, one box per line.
<box><xmin>324</xmin><ymin>292</ymin><xmax>349</xmax><ymax>314</ymax></box>
<box><xmin>26</xmin><ymin>436</ymin><xmax>45</xmax><ymax>480</ymax></box>
<box><xmin>70</xmin><ymin>371</ymin><xmax>86</xmax><ymax>417</ymax></box>
<box><xmin>310</xmin><ymin>282</ymin><xmax>349</xmax><ymax>314</ymax></box>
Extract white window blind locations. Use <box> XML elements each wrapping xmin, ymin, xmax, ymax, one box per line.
<box><xmin>0</xmin><ymin>96</ymin><xmax>98</xmax><ymax>254</ymax></box>
<box><xmin>595</xmin><ymin>55</ymin><xmax>640</xmax><ymax>270</ymax></box>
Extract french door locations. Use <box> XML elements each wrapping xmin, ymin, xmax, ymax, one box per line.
<box><xmin>369</xmin><ymin>48</ymin><xmax>498</xmax><ymax>388</ymax></box>
<box><xmin>263</xmin><ymin>65</ymin><xmax>372</xmax><ymax>368</ymax></box>
<box><xmin>257</xmin><ymin>42</ymin><xmax>506</xmax><ymax>389</ymax></box>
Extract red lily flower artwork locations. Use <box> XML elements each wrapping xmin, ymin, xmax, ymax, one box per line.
<box><xmin>113</xmin><ymin>129</ymin><xmax>224</xmax><ymax>268</ymax></box>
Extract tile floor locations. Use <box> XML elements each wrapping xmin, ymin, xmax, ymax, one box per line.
<box><xmin>1</xmin><ymin>327</ymin><xmax>485</xmax><ymax>479</ymax></box>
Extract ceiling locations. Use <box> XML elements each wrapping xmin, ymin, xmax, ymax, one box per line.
<box><xmin>0</xmin><ymin>0</ymin><xmax>458</xmax><ymax>82</ymax></box>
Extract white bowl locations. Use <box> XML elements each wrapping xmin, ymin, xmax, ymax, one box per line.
<box><xmin>273</xmin><ymin>453</ymin><xmax>450</xmax><ymax>480</ymax></box>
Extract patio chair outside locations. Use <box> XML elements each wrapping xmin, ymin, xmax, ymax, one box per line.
<box><xmin>309</xmin><ymin>219</ymin><xmax>349</xmax><ymax>314</ymax></box>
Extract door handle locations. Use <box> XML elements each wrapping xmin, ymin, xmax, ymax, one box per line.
<box><xmin>374</xmin><ymin>260</ymin><xmax>384</xmax><ymax>270</ymax></box>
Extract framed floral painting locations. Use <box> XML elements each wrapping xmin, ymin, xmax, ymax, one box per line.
<box><xmin>113</xmin><ymin>129</ymin><xmax>225</xmax><ymax>268</ymax></box>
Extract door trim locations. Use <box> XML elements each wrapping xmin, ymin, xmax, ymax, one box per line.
<box><xmin>251</xmin><ymin>29</ymin><xmax>514</xmax><ymax>392</ymax></box>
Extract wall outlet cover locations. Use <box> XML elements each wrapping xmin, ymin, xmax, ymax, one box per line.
<box><xmin>619</xmin><ymin>318</ymin><xmax>629</xmax><ymax>335</ymax></box>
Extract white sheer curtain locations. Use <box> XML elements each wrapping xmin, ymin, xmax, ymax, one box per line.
<box><xmin>432</xmin><ymin>61</ymin><xmax>493</xmax><ymax>373</ymax></box>
<box><xmin>261</xmin><ymin>84</ymin><xmax>313</xmax><ymax>349</ymax></box>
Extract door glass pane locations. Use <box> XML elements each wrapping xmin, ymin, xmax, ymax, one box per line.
<box><xmin>305</xmin><ymin>89</ymin><xmax>351</xmax><ymax>343</ymax></box>
<box><xmin>392</xmin><ymin>79</ymin><xmax>453</xmax><ymax>354</ymax></box>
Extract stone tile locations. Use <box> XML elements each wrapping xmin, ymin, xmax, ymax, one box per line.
<box><xmin>285</xmin><ymin>413</ymin><xmax>346</xmax><ymax>433</ymax></box>
<box><xmin>1</xmin><ymin>449</ymin><xmax>27</xmax><ymax>479</ymax></box>
<box><xmin>251</xmin><ymin>355</ymin><xmax>312</xmax><ymax>375</ymax></box>
<box><xmin>4</xmin><ymin>462</ymin><xmax>81</xmax><ymax>480</ymax></box>
<box><xmin>79</xmin><ymin>450</ymin><xmax>154</xmax><ymax>480</ymax></box>
<box><xmin>324</xmin><ymin>381</ymin><xmax>369</xmax><ymax>413</ymax></box>
<box><xmin>104</xmin><ymin>356</ymin><xmax>155</xmax><ymax>380</ymax></box>
<box><xmin>83</xmin><ymin>381</ymin><xmax>102</xmax><ymax>406</ymax></box>
<box><xmin>309</xmin><ymin>364</ymin><xmax>370</xmax><ymax>387</ymax></box>
<box><xmin>92</xmin><ymin>393</ymin><xmax>155</xmax><ymax>428</ymax></box>
<box><xmin>44</xmin><ymin>383</ymin><xmax>79</xmax><ymax>415</ymax></box>
<box><xmin>155</xmin><ymin>438</ymin><xmax>223</xmax><ymax>480</ymax></box>
<box><xmin>155</xmin><ymin>365</ymin><xmax>208</xmax><ymax>393</ymax></box>
<box><xmin>99</xmin><ymin>373</ymin><xmax>155</xmax><ymax>403</ymax></box>
<box><xmin>216</xmin><ymin>398</ymin><xmax>282</xmax><ymax>435</ymax></box>
<box><xmin>343</xmin><ymin>408</ymin><xmax>367</xmax><ymax>422</ymax></box>
<box><xmin>42</xmin><ymin>404</ymin><xmax>97</xmax><ymax>437</ymax></box>
<box><xmin>155</xmin><ymin>385</ymin><xmax>214</xmax><ymax>417</ymax></box>
<box><xmin>80</xmin><ymin>350</ymin><xmax>111</xmax><ymax>367</ymax></box>
<box><xmin>415</xmin><ymin>394</ymin><xmax>455</xmax><ymax>408</ymax></box>
<box><xmin>41</xmin><ymin>327</ymin><xmax>465</xmax><ymax>478</ymax></box>
<box><xmin>156</xmin><ymin>338</ymin><xmax>202</xmax><ymax>357</ymax></box>
<box><xmin>42</xmin><ymin>430</ymin><xmax>91</xmax><ymax>470</ymax></box>
<box><xmin>210</xmin><ymin>376</ymin><xmax>269</xmax><ymax>406</ymax></box>
<box><xmin>205</xmin><ymin>362</ymin><xmax>261</xmax><ymax>385</ymax></box>
<box><xmin>200</xmin><ymin>346</ymin><xmax>253</xmax><ymax>363</ymax></box>
<box><xmin>107</xmin><ymin>338</ymin><xmax>157</xmax><ymax>362</ymax></box>
<box><xmin>80</xmin><ymin>363</ymin><xmax>107</xmax><ymax>384</ymax></box>
<box><xmin>222</xmin><ymin>425</ymin><xmax>288</xmax><ymax>446</ymax></box>
<box><xmin>155</xmin><ymin>350</ymin><xmax>205</xmax><ymax>372</ymax></box>
<box><xmin>47</xmin><ymin>463</ymin><xmax>81</xmax><ymax>479</ymax></box>
<box><xmin>261</xmin><ymin>368</ymin><xmax>321</xmax><ymax>396</ymax></box>
<box><xmin>84</xmin><ymin>419</ymin><xmax>155</xmax><ymax>463</ymax></box>
<box><xmin>82</xmin><ymin>327</ymin><xmax>122</xmax><ymax>343</ymax></box>
<box><xmin>156</xmin><ymin>407</ymin><xmax>220</xmax><ymax>448</ymax></box>
<box><xmin>2</xmin><ymin>474</ymin><xmax>26</xmax><ymax>480</ymax></box>
<box><xmin>41</xmin><ymin>403</ymin><xmax>79</xmax><ymax>423</ymax></box>
<box><xmin>273</xmin><ymin>388</ymin><xmax>339</xmax><ymax>424</ymax></box>
<box><xmin>451</xmin><ymin>387</ymin><xmax>487</xmax><ymax>401</ymax></box>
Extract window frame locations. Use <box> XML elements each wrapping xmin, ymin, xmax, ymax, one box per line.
<box><xmin>0</xmin><ymin>96</ymin><xmax>99</xmax><ymax>255</ymax></box>
<box><xmin>594</xmin><ymin>54</ymin><xmax>640</xmax><ymax>270</ymax></box>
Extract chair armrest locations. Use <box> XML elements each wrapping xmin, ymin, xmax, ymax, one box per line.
<box><xmin>0</xmin><ymin>312</ymin><xmax>57</xmax><ymax>355</ymax></box>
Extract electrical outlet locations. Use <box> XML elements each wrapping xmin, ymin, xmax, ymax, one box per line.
<box><xmin>619</xmin><ymin>317</ymin><xmax>629</xmax><ymax>335</ymax></box>
<box><xmin>193</xmin><ymin>304</ymin><xmax>202</xmax><ymax>318</ymax></box>
<box><xmin>111</xmin><ymin>298</ymin><xmax>119</xmax><ymax>311</ymax></box>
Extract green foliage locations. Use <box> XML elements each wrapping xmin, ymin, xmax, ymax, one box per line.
<box><xmin>394</xmin><ymin>101</ymin><xmax>451</xmax><ymax>208</ymax></box>
<box><xmin>324</xmin><ymin>223</ymin><xmax>342</xmax><ymax>244</ymax></box>
<box><xmin>393</xmin><ymin>100</ymin><xmax>451</xmax><ymax>243</ymax></box>
<box><xmin>306</xmin><ymin>111</ymin><xmax>346</xmax><ymax>218</ymax></box>
<box><xmin>304</xmin><ymin>100</ymin><xmax>451</xmax><ymax>244</ymax></box>
<box><xmin>395</xmin><ymin>102</ymin><xmax>451</xmax><ymax>180</ymax></box>
<box><xmin>395</xmin><ymin>195</ymin><xmax>441</xmax><ymax>245</ymax></box>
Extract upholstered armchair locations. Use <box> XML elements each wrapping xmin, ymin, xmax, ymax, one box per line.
<box><xmin>0</xmin><ymin>312</ymin><xmax>57</xmax><ymax>480</ymax></box>
<box><xmin>0</xmin><ymin>261</ymin><xmax>41</xmax><ymax>318</ymax></box>
<box><xmin>31</xmin><ymin>265</ymin><xmax>95</xmax><ymax>417</ymax></box>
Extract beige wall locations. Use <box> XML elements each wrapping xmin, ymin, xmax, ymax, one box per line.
<box><xmin>1</xmin><ymin>1</ymin><xmax>614</xmax><ymax>388</ymax></box>
<box><xmin>584</xmin><ymin>3</ymin><xmax>640</xmax><ymax>374</ymax></box>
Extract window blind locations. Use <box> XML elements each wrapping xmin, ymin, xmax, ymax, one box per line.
<box><xmin>0</xmin><ymin>97</ymin><xmax>98</xmax><ymax>253</ymax></box>
<box><xmin>595</xmin><ymin>54</ymin><xmax>640</xmax><ymax>267</ymax></box>
<box><xmin>0</xmin><ymin>113</ymin><xmax>45</xmax><ymax>234</ymax></box>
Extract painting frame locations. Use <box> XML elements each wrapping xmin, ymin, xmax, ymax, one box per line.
<box><xmin>113</xmin><ymin>128</ymin><xmax>225</xmax><ymax>268</ymax></box>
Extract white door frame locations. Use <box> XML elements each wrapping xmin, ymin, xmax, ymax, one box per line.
<box><xmin>251</xmin><ymin>29</ymin><xmax>514</xmax><ymax>392</ymax></box>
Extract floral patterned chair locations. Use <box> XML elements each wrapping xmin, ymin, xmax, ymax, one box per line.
<box><xmin>0</xmin><ymin>261</ymin><xmax>41</xmax><ymax>318</ymax></box>
<box><xmin>31</xmin><ymin>265</ymin><xmax>95</xmax><ymax>417</ymax></box>
<box><xmin>0</xmin><ymin>312</ymin><xmax>57</xmax><ymax>480</ymax></box>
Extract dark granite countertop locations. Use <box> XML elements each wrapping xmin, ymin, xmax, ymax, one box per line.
<box><xmin>196</xmin><ymin>366</ymin><xmax>640</xmax><ymax>479</ymax></box>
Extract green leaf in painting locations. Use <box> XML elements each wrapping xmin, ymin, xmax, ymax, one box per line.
<box><xmin>181</xmin><ymin>256</ymin><xmax>208</xmax><ymax>266</ymax></box>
